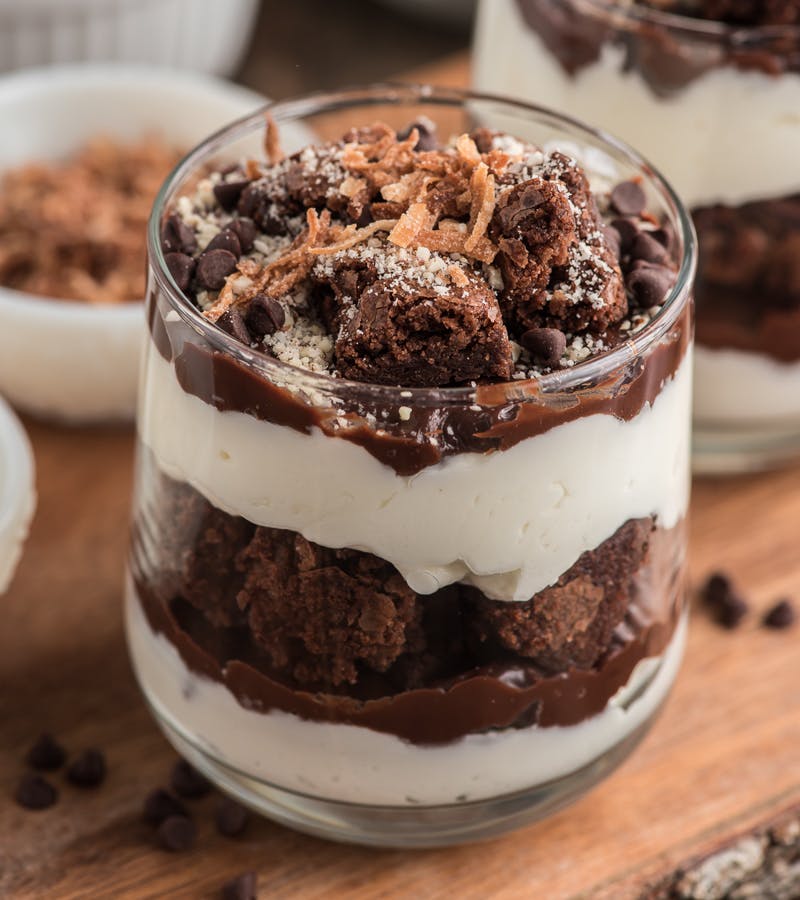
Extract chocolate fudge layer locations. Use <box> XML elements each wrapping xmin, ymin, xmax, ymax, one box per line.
<box><xmin>132</xmin><ymin>110</ymin><xmax>689</xmax><ymax>776</ymax></box>
<box><xmin>515</xmin><ymin>0</ymin><xmax>800</xmax><ymax>90</ymax></box>
<box><xmin>131</xmin><ymin>464</ymin><xmax>684</xmax><ymax>744</ymax></box>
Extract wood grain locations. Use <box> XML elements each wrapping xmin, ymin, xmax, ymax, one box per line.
<box><xmin>3</xmin><ymin>421</ymin><xmax>800</xmax><ymax>900</ymax></box>
<box><xmin>3</xmin><ymin>54</ymin><xmax>800</xmax><ymax>900</ymax></box>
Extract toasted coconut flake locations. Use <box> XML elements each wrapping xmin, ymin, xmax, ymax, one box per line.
<box><xmin>438</xmin><ymin>218</ymin><xmax>468</xmax><ymax>232</ymax></box>
<box><xmin>308</xmin><ymin>218</ymin><xmax>398</xmax><ymax>256</ymax></box>
<box><xmin>264</xmin><ymin>112</ymin><xmax>284</xmax><ymax>165</ymax></box>
<box><xmin>455</xmin><ymin>134</ymin><xmax>481</xmax><ymax>165</ymax></box>
<box><xmin>245</xmin><ymin>158</ymin><xmax>264</xmax><ymax>180</ymax></box>
<box><xmin>205</xmin><ymin>209</ymin><xmax>332</xmax><ymax>322</ymax></box>
<box><xmin>464</xmin><ymin>162</ymin><xmax>496</xmax><ymax>254</ymax></box>
<box><xmin>417</xmin><ymin>228</ymin><xmax>498</xmax><ymax>264</ymax></box>
<box><xmin>448</xmin><ymin>265</ymin><xmax>470</xmax><ymax>288</ymax></box>
<box><xmin>388</xmin><ymin>202</ymin><xmax>437</xmax><ymax>248</ymax></box>
<box><xmin>340</xmin><ymin>175</ymin><xmax>367</xmax><ymax>199</ymax></box>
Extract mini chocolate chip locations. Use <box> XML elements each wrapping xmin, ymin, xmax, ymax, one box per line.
<box><xmin>631</xmin><ymin>232</ymin><xmax>671</xmax><ymax>266</ymax></box>
<box><xmin>14</xmin><ymin>773</ymin><xmax>58</xmax><ymax>810</ymax></box>
<box><xmin>157</xmin><ymin>814</ymin><xmax>196</xmax><ymax>852</ymax></box>
<box><xmin>626</xmin><ymin>263</ymin><xmax>674</xmax><ymax>308</ymax></box>
<box><xmin>717</xmin><ymin>593</ymin><xmax>749</xmax><ymax>629</ymax></box>
<box><xmin>398</xmin><ymin>117</ymin><xmax>438</xmax><ymax>152</ymax></box>
<box><xmin>763</xmin><ymin>599</ymin><xmax>795</xmax><ymax>630</ymax></box>
<box><xmin>214</xmin><ymin>797</ymin><xmax>250</xmax><ymax>837</ymax></box>
<box><xmin>703</xmin><ymin>572</ymin><xmax>732</xmax><ymax>607</ymax></box>
<box><xmin>610</xmin><ymin>180</ymin><xmax>647</xmax><ymax>217</ymax></box>
<box><xmin>26</xmin><ymin>733</ymin><xmax>66</xmax><ymax>771</ymax></box>
<box><xmin>228</xmin><ymin>217</ymin><xmax>257</xmax><ymax>254</ymax></box>
<box><xmin>164</xmin><ymin>252</ymin><xmax>196</xmax><ymax>294</ymax></box>
<box><xmin>702</xmin><ymin>572</ymin><xmax>749</xmax><ymax>628</ymax></box>
<box><xmin>213</xmin><ymin>179</ymin><xmax>250</xmax><ymax>212</ymax></box>
<box><xmin>170</xmin><ymin>759</ymin><xmax>212</xmax><ymax>799</ymax></box>
<box><xmin>217</xmin><ymin>308</ymin><xmax>253</xmax><ymax>346</ymax></box>
<box><xmin>206</xmin><ymin>229</ymin><xmax>242</xmax><ymax>257</ymax></box>
<box><xmin>651</xmin><ymin>222</ymin><xmax>676</xmax><ymax>252</ymax></box>
<box><xmin>245</xmin><ymin>293</ymin><xmax>285</xmax><ymax>338</ymax></box>
<box><xmin>520</xmin><ymin>327</ymin><xmax>567</xmax><ymax>368</ymax></box>
<box><xmin>66</xmin><ymin>749</ymin><xmax>106</xmax><ymax>788</ymax></box>
<box><xmin>611</xmin><ymin>217</ymin><xmax>639</xmax><ymax>254</ymax></box>
<box><xmin>221</xmin><ymin>871</ymin><xmax>258</xmax><ymax>900</ymax></box>
<box><xmin>161</xmin><ymin>213</ymin><xmax>198</xmax><ymax>255</ymax></box>
<box><xmin>195</xmin><ymin>249</ymin><xmax>238</xmax><ymax>291</ymax></box>
<box><xmin>143</xmin><ymin>788</ymin><xmax>189</xmax><ymax>826</ymax></box>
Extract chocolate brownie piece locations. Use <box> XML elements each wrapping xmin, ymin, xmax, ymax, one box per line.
<box><xmin>694</xmin><ymin>195</ymin><xmax>800</xmax><ymax>308</ymax></box>
<box><xmin>491</xmin><ymin>154</ymin><xmax>627</xmax><ymax>335</ymax></box>
<box><xmin>471</xmin><ymin>518</ymin><xmax>653</xmax><ymax>670</ymax></box>
<box><xmin>328</xmin><ymin>258</ymin><xmax>514</xmax><ymax>386</ymax></box>
<box><xmin>235</xmin><ymin>528</ymin><xmax>423</xmax><ymax>687</ymax></box>
<box><xmin>491</xmin><ymin>178</ymin><xmax>577</xmax><ymax>312</ymax></box>
<box><xmin>147</xmin><ymin>475</ymin><xmax>253</xmax><ymax>628</ymax></box>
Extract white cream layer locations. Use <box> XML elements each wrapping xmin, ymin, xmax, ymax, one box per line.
<box><xmin>694</xmin><ymin>345</ymin><xmax>800</xmax><ymax>424</ymax></box>
<box><xmin>139</xmin><ymin>342</ymin><xmax>691</xmax><ymax>603</ymax></box>
<box><xmin>126</xmin><ymin>583</ymin><xmax>686</xmax><ymax>806</ymax></box>
<box><xmin>474</xmin><ymin>0</ymin><xmax>800</xmax><ymax>208</ymax></box>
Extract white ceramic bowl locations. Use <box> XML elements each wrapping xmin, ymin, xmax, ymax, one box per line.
<box><xmin>0</xmin><ymin>64</ymin><xmax>264</xmax><ymax>422</ymax></box>
<box><xmin>0</xmin><ymin>0</ymin><xmax>260</xmax><ymax>77</ymax></box>
<box><xmin>0</xmin><ymin>396</ymin><xmax>35</xmax><ymax>595</ymax></box>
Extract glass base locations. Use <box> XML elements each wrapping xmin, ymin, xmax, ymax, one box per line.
<box><xmin>148</xmin><ymin>704</ymin><xmax>661</xmax><ymax>848</ymax></box>
<box><xmin>693</xmin><ymin>421</ymin><xmax>800</xmax><ymax>475</ymax></box>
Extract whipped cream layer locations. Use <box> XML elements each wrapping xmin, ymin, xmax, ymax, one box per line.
<box><xmin>127</xmin><ymin>584</ymin><xmax>686</xmax><ymax>806</ymax></box>
<box><xmin>139</xmin><ymin>342</ymin><xmax>691</xmax><ymax>603</ymax></box>
<box><xmin>694</xmin><ymin>345</ymin><xmax>800</xmax><ymax>424</ymax></box>
<box><xmin>474</xmin><ymin>0</ymin><xmax>800</xmax><ymax>208</ymax></box>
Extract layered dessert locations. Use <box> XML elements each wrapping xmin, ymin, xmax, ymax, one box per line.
<box><xmin>128</xmin><ymin>106</ymin><xmax>692</xmax><ymax>817</ymax></box>
<box><xmin>474</xmin><ymin>0</ymin><xmax>800</xmax><ymax>459</ymax></box>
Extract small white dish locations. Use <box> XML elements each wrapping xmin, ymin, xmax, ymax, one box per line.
<box><xmin>0</xmin><ymin>396</ymin><xmax>35</xmax><ymax>595</ymax></box>
<box><xmin>0</xmin><ymin>63</ymin><xmax>265</xmax><ymax>423</ymax></box>
<box><xmin>0</xmin><ymin>0</ymin><xmax>260</xmax><ymax>77</ymax></box>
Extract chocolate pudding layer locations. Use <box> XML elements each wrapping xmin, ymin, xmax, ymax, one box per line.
<box><xmin>130</xmin><ymin>463</ymin><xmax>684</xmax><ymax>746</ymax></box>
<box><xmin>515</xmin><ymin>0</ymin><xmax>800</xmax><ymax>91</ymax></box>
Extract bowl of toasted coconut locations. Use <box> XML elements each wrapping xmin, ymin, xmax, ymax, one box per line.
<box><xmin>0</xmin><ymin>63</ymin><xmax>263</xmax><ymax>423</ymax></box>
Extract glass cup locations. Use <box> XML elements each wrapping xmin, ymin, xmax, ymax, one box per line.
<box><xmin>126</xmin><ymin>85</ymin><xmax>695</xmax><ymax>846</ymax></box>
<box><xmin>474</xmin><ymin>0</ymin><xmax>800</xmax><ymax>472</ymax></box>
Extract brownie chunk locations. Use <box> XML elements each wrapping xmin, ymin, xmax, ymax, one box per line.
<box><xmin>472</xmin><ymin>518</ymin><xmax>653</xmax><ymax>670</ymax></box>
<box><xmin>238</xmin><ymin>140</ymin><xmax>370</xmax><ymax>233</ymax></box>
<box><xmin>324</xmin><ymin>252</ymin><xmax>513</xmax><ymax>386</ymax></box>
<box><xmin>147</xmin><ymin>478</ymin><xmax>253</xmax><ymax>628</ymax></box>
<box><xmin>236</xmin><ymin>528</ymin><xmax>422</xmax><ymax>687</ymax></box>
<box><xmin>491</xmin><ymin>178</ymin><xmax>577</xmax><ymax>316</ymax></box>
<box><xmin>491</xmin><ymin>154</ymin><xmax>627</xmax><ymax>335</ymax></box>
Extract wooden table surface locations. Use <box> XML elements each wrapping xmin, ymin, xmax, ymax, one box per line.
<box><xmin>3</xmin><ymin>56</ymin><xmax>800</xmax><ymax>900</ymax></box>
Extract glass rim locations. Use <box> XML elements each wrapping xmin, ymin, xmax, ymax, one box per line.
<box><xmin>147</xmin><ymin>83</ymin><xmax>696</xmax><ymax>404</ymax></box>
<box><xmin>571</xmin><ymin>0</ymin><xmax>800</xmax><ymax>41</ymax></box>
